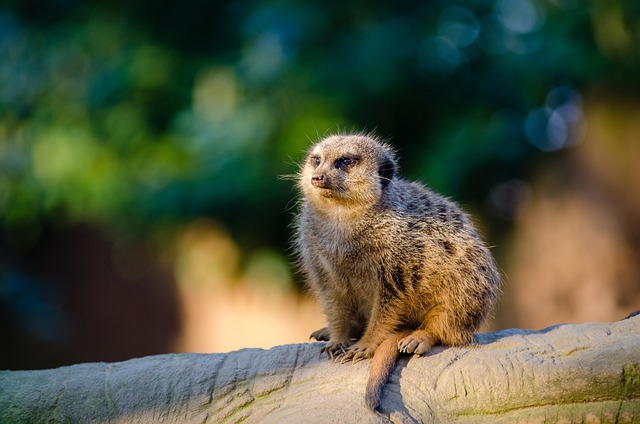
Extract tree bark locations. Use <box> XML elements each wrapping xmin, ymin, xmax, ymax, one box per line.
<box><xmin>1</xmin><ymin>313</ymin><xmax>639</xmax><ymax>423</ymax></box>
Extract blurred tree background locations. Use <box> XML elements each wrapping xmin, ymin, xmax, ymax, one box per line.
<box><xmin>1</xmin><ymin>0</ymin><xmax>639</xmax><ymax>370</ymax></box>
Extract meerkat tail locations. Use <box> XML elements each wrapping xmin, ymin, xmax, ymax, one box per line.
<box><xmin>365</xmin><ymin>331</ymin><xmax>412</xmax><ymax>412</ymax></box>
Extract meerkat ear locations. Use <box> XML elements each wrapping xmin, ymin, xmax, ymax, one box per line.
<box><xmin>378</xmin><ymin>156</ymin><xmax>395</xmax><ymax>188</ymax></box>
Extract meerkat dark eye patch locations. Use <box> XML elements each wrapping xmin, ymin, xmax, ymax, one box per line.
<box><xmin>335</xmin><ymin>156</ymin><xmax>359</xmax><ymax>170</ymax></box>
<box><xmin>310</xmin><ymin>156</ymin><xmax>321</xmax><ymax>167</ymax></box>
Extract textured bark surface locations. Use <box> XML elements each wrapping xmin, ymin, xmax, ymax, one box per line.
<box><xmin>1</xmin><ymin>314</ymin><xmax>639</xmax><ymax>423</ymax></box>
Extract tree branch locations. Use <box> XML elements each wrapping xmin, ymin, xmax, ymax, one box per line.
<box><xmin>1</xmin><ymin>314</ymin><xmax>639</xmax><ymax>423</ymax></box>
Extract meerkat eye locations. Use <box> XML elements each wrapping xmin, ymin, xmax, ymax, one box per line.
<box><xmin>310</xmin><ymin>156</ymin><xmax>321</xmax><ymax>167</ymax></box>
<box><xmin>335</xmin><ymin>156</ymin><xmax>358</xmax><ymax>170</ymax></box>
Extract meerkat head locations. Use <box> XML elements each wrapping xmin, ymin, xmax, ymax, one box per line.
<box><xmin>299</xmin><ymin>133</ymin><xmax>396</xmax><ymax>210</ymax></box>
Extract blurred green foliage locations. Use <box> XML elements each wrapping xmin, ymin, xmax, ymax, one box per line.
<box><xmin>1</xmin><ymin>0</ymin><xmax>639</xmax><ymax>251</ymax></box>
<box><xmin>2</xmin><ymin>0</ymin><xmax>640</xmax><ymax>370</ymax></box>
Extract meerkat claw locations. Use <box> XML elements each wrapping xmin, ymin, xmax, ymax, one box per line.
<box><xmin>352</xmin><ymin>353</ymin><xmax>368</xmax><ymax>363</ymax></box>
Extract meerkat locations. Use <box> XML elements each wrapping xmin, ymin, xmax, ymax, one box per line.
<box><xmin>293</xmin><ymin>133</ymin><xmax>500</xmax><ymax>412</ymax></box>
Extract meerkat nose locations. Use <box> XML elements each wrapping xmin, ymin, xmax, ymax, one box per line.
<box><xmin>311</xmin><ymin>175</ymin><xmax>326</xmax><ymax>187</ymax></box>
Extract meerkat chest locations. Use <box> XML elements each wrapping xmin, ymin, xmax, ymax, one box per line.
<box><xmin>320</xmin><ymin>228</ymin><xmax>383</xmax><ymax>287</ymax></box>
<box><xmin>315</xmin><ymin>220</ymin><xmax>381</xmax><ymax>262</ymax></box>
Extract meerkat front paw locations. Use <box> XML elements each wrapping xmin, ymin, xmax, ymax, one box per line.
<box><xmin>309</xmin><ymin>327</ymin><xmax>331</xmax><ymax>341</ymax></box>
<box><xmin>321</xmin><ymin>340</ymin><xmax>350</xmax><ymax>360</ymax></box>
<box><xmin>398</xmin><ymin>331</ymin><xmax>434</xmax><ymax>355</ymax></box>
<box><xmin>339</xmin><ymin>341</ymin><xmax>377</xmax><ymax>363</ymax></box>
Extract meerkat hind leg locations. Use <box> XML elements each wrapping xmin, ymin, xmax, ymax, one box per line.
<box><xmin>309</xmin><ymin>327</ymin><xmax>331</xmax><ymax>341</ymax></box>
<box><xmin>312</xmin><ymin>317</ymin><xmax>365</xmax><ymax>342</ymax></box>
